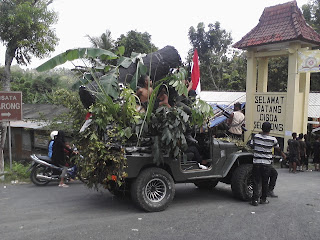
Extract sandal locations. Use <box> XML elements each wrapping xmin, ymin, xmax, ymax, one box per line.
<box><xmin>59</xmin><ymin>184</ymin><xmax>69</xmax><ymax>188</ymax></box>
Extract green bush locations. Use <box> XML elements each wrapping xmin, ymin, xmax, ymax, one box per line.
<box><xmin>3</xmin><ymin>162</ymin><xmax>30</xmax><ymax>183</ymax></box>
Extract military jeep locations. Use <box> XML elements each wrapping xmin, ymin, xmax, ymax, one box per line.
<box><xmin>108</xmin><ymin>129</ymin><xmax>253</xmax><ymax>212</ymax></box>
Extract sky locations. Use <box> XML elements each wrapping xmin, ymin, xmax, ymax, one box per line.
<box><xmin>0</xmin><ymin>0</ymin><xmax>311</xmax><ymax>69</ymax></box>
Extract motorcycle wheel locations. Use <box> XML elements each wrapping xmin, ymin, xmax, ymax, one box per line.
<box><xmin>30</xmin><ymin>165</ymin><xmax>51</xmax><ymax>186</ymax></box>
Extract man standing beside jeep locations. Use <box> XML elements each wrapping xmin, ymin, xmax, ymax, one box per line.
<box><xmin>251</xmin><ymin>121</ymin><xmax>285</xmax><ymax>206</ymax></box>
<box><xmin>227</xmin><ymin>102</ymin><xmax>245</xmax><ymax>140</ymax></box>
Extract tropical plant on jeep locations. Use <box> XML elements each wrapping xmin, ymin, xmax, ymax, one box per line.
<box><xmin>36</xmin><ymin>47</ymin><xmax>214</xmax><ymax>190</ymax></box>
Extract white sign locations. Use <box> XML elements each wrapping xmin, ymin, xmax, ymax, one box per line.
<box><xmin>253</xmin><ymin>93</ymin><xmax>286</xmax><ymax>137</ymax></box>
<box><xmin>298</xmin><ymin>49</ymin><xmax>320</xmax><ymax>72</ymax></box>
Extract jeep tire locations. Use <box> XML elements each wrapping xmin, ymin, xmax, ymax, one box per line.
<box><xmin>231</xmin><ymin>164</ymin><xmax>253</xmax><ymax>201</ymax></box>
<box><xmin>131</xmin><ymin>167</ymin><xmax>175</xmax><ymax>212</ymax></box>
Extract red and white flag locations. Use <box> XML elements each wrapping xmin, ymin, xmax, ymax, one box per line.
<box><xmin>191</xmin><ymin>49</ymin><xmax>201</xmax><ymax>96</ymax></box>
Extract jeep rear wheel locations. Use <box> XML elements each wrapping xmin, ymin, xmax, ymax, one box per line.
<box><xmin>194</xmin><ymin>180</ymin><xmax>219</xmax><ymax>190</ymax></box>
<box><xmin>231</xmin><ymin>164</ymin><xmax>253</xmax><ymax>201</ymax></box>
<box><xmin>131</xmin><ymin>168</ymin><xmax>175</xmax><ymax>212</ymax></box>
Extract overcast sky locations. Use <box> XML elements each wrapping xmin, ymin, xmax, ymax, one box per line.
<box><xmin>0</xmin><ymin>0</ymin><xmax>310</xmax><ymax>69</ymax></box>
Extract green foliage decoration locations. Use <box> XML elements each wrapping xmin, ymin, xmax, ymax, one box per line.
<box><xmin>191</xmin><ymin>99</ymin><xmax>214</xmax><ymax>127</ymax></box>
<box><xmin>36</xmin><ymin>46</ymin><xmax>214</xmax><ymax>189</ymax></box>
<box><xmin>48</xmin><ymin>88</ymin><xmax>86</xmax><ymax>133</ymax></box>
<box><xmin>76</xmin><ymin>127</ymin><xmax>128</xmax><ymax>190</ymax></box>
<box><xmin>75</xmin><ymin>87</ymin><xmax>141</xmax><ymax>190</ymax></box>
<box><xmin>149</xmin><ymin>106</ymin><xmax>189</xmax><ymax>163</ymax></box>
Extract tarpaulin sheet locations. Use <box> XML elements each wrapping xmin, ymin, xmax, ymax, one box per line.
<box><xmin>209</xmin><ymin>104</ymin><xmax>234</xmax><ymax>128</ymax></box>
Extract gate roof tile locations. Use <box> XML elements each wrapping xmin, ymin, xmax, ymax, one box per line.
<box><xmin>233</xmin><ymin>1</ymin><xmax>320</xmax><ymax>49</ymax></box>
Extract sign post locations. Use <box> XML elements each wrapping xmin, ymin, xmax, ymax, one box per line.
<box><xmin>0</xmin><ymin>91</ymin><xmax>22</xmax><ymax>121</ymax></box>
<box><xmin>0</xmin><ymin>91</ymin><xmax>22</xmax><ymax>171</ymax></box>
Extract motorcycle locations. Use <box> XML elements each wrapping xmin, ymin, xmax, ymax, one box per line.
<box><xmin>27</xmin><ymin>148</ymin><xmax>81</xmax><ymax>186</ymax></box>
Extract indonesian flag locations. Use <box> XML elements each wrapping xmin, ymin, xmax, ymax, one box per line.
<box><xmin>79</xmin><ymin>112</ymin><xmax>92</xmax><ymax>133</ymax></box>
<box><xmin>191</xmin><ymin>49</ymin><xmax>201</xmax><ymax>96</ymax></box>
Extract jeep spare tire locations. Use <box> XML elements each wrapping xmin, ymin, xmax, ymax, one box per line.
<box><xmin>231</xmin><ymin>164</ymin><xmax>253</xmax><ymax>201</ymax></box>
<box><xmin>131</xmin><ymin>167</ymin><xmax>175</xmax><ymax>212</ymax></box>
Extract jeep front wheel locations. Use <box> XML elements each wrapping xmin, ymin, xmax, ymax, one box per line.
<box><xmin>131</xmin><ymin>167</ymin><xmax>175</xmax><ymax>212</ymax></box>
<box><xmin>231</xmin><ymin>164</ymin><xmax>253</xmax><ymax>201</ymax></box>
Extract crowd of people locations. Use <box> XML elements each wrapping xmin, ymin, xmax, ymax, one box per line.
<box><xmin>287</xmin><ymin>132</ymin><xmax>319</xmax><ymax>173</ymax></box>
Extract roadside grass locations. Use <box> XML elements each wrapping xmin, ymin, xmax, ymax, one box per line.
<box><xmin>0</xmin><ymin>162</ymin><xmax>30</xmax><ymax>184</ymax></box>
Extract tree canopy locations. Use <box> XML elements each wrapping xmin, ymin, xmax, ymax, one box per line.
<box><xmin>86</xmin><ymin>29</ymin><xmax>158</xmax><ymax>57</ymax></box>
<box><xmin>86</xmin><ymin>29</ymin><xmax>114</xmax><ymax>51</ymax></box>
<box><xmin>115</xmin><ymin>30</ymin><xmax>158</xmax><ymax>57</ymax></box>
<box><xmin>188</xmin><ymin>22</ymin><xmax>241</xmax><ymax>91</ymax></box>
<box><xmin>302</xmin><ymin>0</ymin><xmax>320</xmax><ymax>34</ymax></box>
<box><xmin>0</xmin><ymin>0</ymin><xmax>59</xmax><ymax>173</ymax></box>
<box><xmin>0</xmin><ymin>0</ymin><xmax>58</xmax><ymax>66</ymax></box>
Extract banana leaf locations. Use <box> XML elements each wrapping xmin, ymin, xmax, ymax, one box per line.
<box><xmin>36</xmin><ymin>48</ymin><xmax>118</xmax><ymax>72</ymax></box>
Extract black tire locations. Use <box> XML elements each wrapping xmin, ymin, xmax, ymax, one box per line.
<box><xmin>131</xmin><ymin>168</ymin><xmax>175</xmax><ymax>212</ymax></box>
<box><xmin>194</xmin><ymin>180</ymin><xmax>219</xmax><ymax>190</ymax></box>
<box><xmin>30</xmin><ymin>166</ymin><xmax>50</xmax><ymax>186</ymax></box>
<box><xmin>231</xmin><ymin>164</ymin><xmax>253</xmax><ymax>201</ymax></box>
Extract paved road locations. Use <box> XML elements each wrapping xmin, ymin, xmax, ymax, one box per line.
<box><xmin>0</xmin><ymin>169</ymin><xmax>320</xmax><ymax>240</ymax></box>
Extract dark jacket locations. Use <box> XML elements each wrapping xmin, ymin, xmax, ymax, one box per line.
<box><xmin>51</xmin><ymin>131</ymin><xmax>72</xmax><ymax>166</ymax></box>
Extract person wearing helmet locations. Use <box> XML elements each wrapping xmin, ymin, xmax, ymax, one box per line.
<box><xmin>52</xmin><ymin>130</ymin><xmax>74</xmax><ymax>187</ymax></box>
<box><xmin>48</xmin><ymin>131</ymin><xmax>58</xmax><ymax>158</ymax></box>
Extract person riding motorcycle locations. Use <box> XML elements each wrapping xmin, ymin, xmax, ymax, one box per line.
<box><xmin>51</xmin><ymin>130</ymin><xmax>74</xmax><ymax>187</ymax></box>
<box><xmin>48</xmin><ymin>130</ymin><xmax>58</xmax><ymax>158</ymax></box>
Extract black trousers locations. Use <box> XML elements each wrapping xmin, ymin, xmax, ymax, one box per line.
<box><xmin>268</xmin><ymin>166</ymin><xmax>278</xmax><ymax>191</ymax></box>
<box><xmin>185</xmin><ymin>145</ymin><xmax>202</xmax><ymax>163</ymax></box>
<box><xmin>252</xmin><ymin>164</ymin><xmax>272</xmax><ymax>201</ymax></box>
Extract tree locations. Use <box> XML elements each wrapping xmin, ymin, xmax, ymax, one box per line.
<box><xmin>86</xmin><ymin>29</ymin><xmax>114</xmax><ymax>50</ymax></box>
<box><xmin>267</xmin><ymin>56</ymin><xmax>288</xmax><ymax>92</ymax></box>
<box><xmin>0</xmin><ymin>0</ymin><xmax>59</xmax><ymax>172</ymax></box>
<box><xmin>225</xmin><ymin>50</ymin><xmax>247</xmax><ymax>91</ymax></box>
<box><xmin>115</xmin><ymin>30</ymin><xmax>158</xmax><ymax>57</ymax></box>
<box><xmin>188</xmin><ymin>22</ymin><xmax>233</xmax><ymax>90</ymax></box>
<box><xmin>302</xmin><ymin>0</ymin><xmax>320</xmax><ymax>34</ymax></box>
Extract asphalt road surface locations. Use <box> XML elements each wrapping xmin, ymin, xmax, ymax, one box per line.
<box><xmin>1</xmin><ymin>168</ymin><xmax>320</xmax><ymax>240</ymax></box>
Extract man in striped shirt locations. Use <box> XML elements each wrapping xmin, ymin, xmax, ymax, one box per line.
<box><xmin>251</xmin><ymin>121</ymin><xmax>285</xmax><ymax>206</ymax></box>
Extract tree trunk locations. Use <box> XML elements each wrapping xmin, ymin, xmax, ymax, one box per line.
<box><xmin>0</xmin><ymin>47</ymin><xmax>14</xmax><ymax>173</ymax></box>
<box><xmin>0</xmin><ymin>125</ymin><xmax>7</xmax><ymax>173</ymax></box>
<box><xmin>208</xmin><ymin>65</ymin><xmax>219</xmax><ymax>90</ymax></box>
